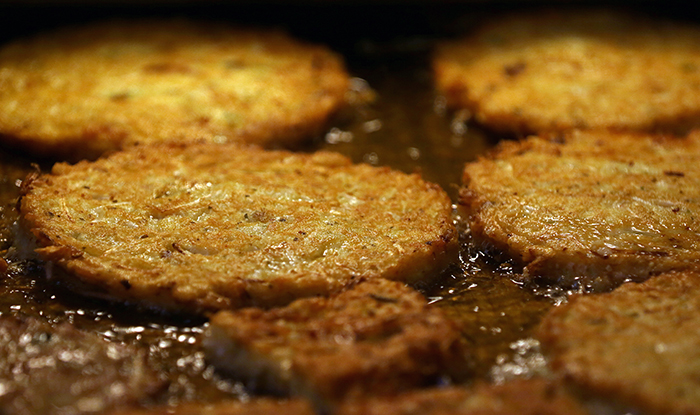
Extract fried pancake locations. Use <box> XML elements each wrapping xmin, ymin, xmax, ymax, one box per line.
<box><xmin>203</xmin><ymin>279</ymin><xmax>470</xmax><ymax>413</ymax></box>
<box><xmin>337</xmin><ymin>378</ymin><xmax>588</xmax><ymax>415</ymax></box>
<box><xmin>459</xmin><ymin>129</ymin><xmax>700</xmax><ymax>291</ymax></box>
<box><xmin>433</xmin><ymin>10</ymin><xmax>700</xmax><ymax>135</ymax></box>
<box><xmin>0</xmin><ymin>316</ymin><xmax>164</xmax><ymax>415</ymax></box>
<box><xmin>18</xmin><ymin>142</ymin><xmax>457</xmax><ymax>313</ymax></box>
<box><xmin>0</xmin><ymin>19</ymin><xmax>349</xmax><ymax>160</ymax></box>
<box><xmin>538</xmin><ymin>271</ymin><xmax>700</xmax><ymax>415</ymax></box>
<box><xmin>105</xmin><ymin>398</ymin><xmax>315</xmax><ymax>415</ymax></box>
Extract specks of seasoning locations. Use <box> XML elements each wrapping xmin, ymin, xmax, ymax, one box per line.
<box><xmin>172</xmin><ymin>243</ymin><xmax>185</xmax><ymax>254</ymax></box>
<box><xmin>664</xmin><ymin>171</ymin><xmax>685</xmax><ymax>177</ymax></box>
<box><xmin>504</xmin><ymin>62</ymin><xmax>527</xmax><ymax>77</ymax></box>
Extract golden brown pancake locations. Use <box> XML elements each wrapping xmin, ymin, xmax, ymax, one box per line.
<box><xmin>538</xmin><ymin>271</ymin><xmax>700</xmax><ymax>415</ymax></box>
<box><xmin>19</xmin><ymin>142</ymin><xmax>457</xmax><ymax>314</ymax></box>
<box><xmin>0</xmin><ymin>19</ymin><xmax>350</xmax><ymax>160</ymax></box>
<box><xmin>459</xmin><ymin>129</ymin><xmax>700</xmax><ymax>291</ymax></box>
<box><xmin>434</xmin><ymin>10</ymin><xmax>700</xmax><ymax>135</ymax></box>
<box><xmin>204</xmin><ymin>279</ymin><xmax>470</xmax><ymax>413</ymax></box>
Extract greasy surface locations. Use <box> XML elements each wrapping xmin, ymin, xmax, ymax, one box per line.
<box><xmin>19</xmin><ymin>142</ymin><xmax>457</xmax><ymax>313</ymax></box>
<box><xmin>538</xmin><ymin>271</ymin><xmax>700</xmax><ymax>415</ymax></box>
<box><xmin>434</xmin><ymin>9</ymin><xmax>700</xmax><ymax>135</ymax></box>
<box><xmin>204</xmin><ymin>279</ymin><xmax>470</xmax><ymax>412</ymax></box>
<box><xmin>0</xmin><ymin>150</ymin><xmax>29</xmax><ymax>255</ymax></box>
<box><xmin>431</xmin><ymin>255</ymin><xmax>552</xmax><ymax>383</ymax></box>
<box><xmin>337</xmin><ymin>378</ymin><xmax>589</xmax><ymax>415</ymax></box>
<box><xmin>460</xmin><ymin>129</ymin><xmax>700</xmax><ymax>291</ymax></box>
<box><xmin>0</xmin><ymin>315</ymin><xmax>164</xmax><ymax>414</ymax></box>
<box><xmin>0</xmin><ymin>19</ymin><xmax>349</xmax><ymax>160</ymax></box>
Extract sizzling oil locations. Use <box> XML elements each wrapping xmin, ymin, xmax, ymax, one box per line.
<box><xmin>319</xmin><ymin>44</ymin><xmax>555</xmax><ymax>380</ymax></box>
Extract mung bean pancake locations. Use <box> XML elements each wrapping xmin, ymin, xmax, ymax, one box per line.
<box><xmin>459</xmin><ymin>129</ymin><xmax>700</xmax><ymax>291</ymax></box>
<box><xmin>18</xmin><ymin>142</ymin><xmax>457</xmax><ymax>314</ymax></box>
<box><xmin>433</xmin><ymin>10</ymin><xmax>700</xmax><ymax>135</ymax></box>
<box><xmin>0</xmin><ymin>19</ymin><xmax>349</xmax><ymax>160</ymax></box>
<box><xmin>538</xmin><ymin>271</ymin><xmax>700</xmax><ymax>415</ymax></box>
<box><xmin>204</xmin><ymin>278</ymin><xmax>470</xmax><ymax>413</ymax></box>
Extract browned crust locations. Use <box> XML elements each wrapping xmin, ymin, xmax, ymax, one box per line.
<box><xmin>538</xmin><ymin>271</ymin><xmax>700</xmax><ymax>415</ymax></box>
<box><xmin>433</xmin><ymin>9</ymin><xmax>700</xmax><ymax>135</ymax></box>
<box><xmin>18</xmin><ymin>142</ymin><xmax>458</xmax><ymax>314</ymax></box>
<box><xmin>459</xmin><ymin>129</ymin><xmax>700</xmax><ymax>291</ymax></box>
<box><xmin>0</xmin><ymin>19</ymin><xmax>350</xmax><ymax>161</ymax></box>
<box><xmin>204</xmin><ymin>279</ymin><xmax>470</xmax><ymax>412</ymax></box>
<box><xmin>105</xmin><ymin>398</ymin><xmax>315</xmax><ymax>415</ymax></box>
<box><xmin>337</xmin><ymin>378</ymin><xmax>589</xmax><ymax>415</ymax></box>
